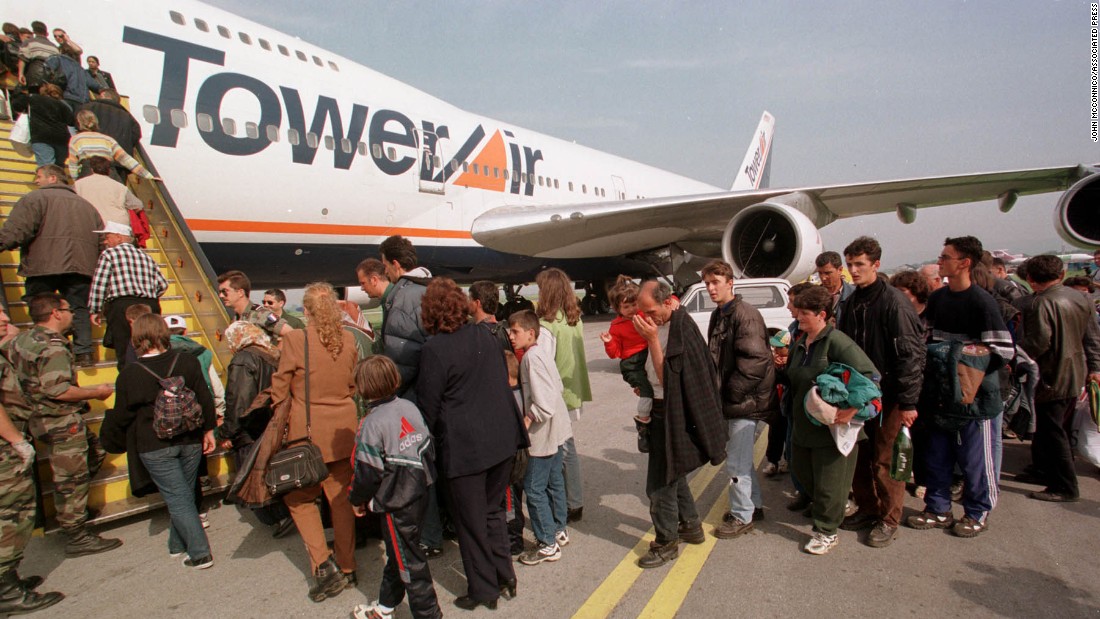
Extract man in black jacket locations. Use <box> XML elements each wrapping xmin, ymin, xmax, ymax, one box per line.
<box><xmin>837</xmin><ymin>236</ymin><xmax>925</xmax><ymax>547</ymax></box>
<box><xmin>701</xmin><ymin>260</ymin><xmax>776</xmax><ymax>539</ymax></box>
<box><xmin>633</xmin><ymin>280</ymin><xmax>727</xmax><ymax>568</ymax></box>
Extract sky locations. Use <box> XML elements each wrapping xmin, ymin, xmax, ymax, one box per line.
<box><xmin>207</xmin><ymin>0</ymin><xmax>1099</xmax><ymax>268</ymax></box>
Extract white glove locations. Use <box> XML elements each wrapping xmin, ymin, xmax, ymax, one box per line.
<box><xmin>12</xmin><ymin>441</ymin><xmax>34</xmax><ymax>471</ymax></box>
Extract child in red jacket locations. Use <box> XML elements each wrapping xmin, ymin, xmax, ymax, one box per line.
<box><xmin>599</xmin><ymin>278</ymin><xmax>653</xmax><ymax>451</ymax></box>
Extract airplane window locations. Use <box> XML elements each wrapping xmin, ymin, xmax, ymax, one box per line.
<box><xmin>324</xmin><ymin>135</ymin><xmax>335</xmax><ymax>150</ymax></box>
<box><xmin>387</xmin><ymin>146</ymin><xmax>396</xmax><ymax>161</ymax></box>
<box><xmin>358</xmin><ymin>142</ymin><xmax>368</xmax><ymax>155</ymax></box>
<box><xmin>217</xmin><ymin>26</ymin><xmax>231</xmax><ymax>38</ymax></box>
<box><xmin>142</xmin><ymin>105</ymin><xmax>160</xmax><ymax>125</ymax></box>
<box><xmin>520</xmin><ymin>172</ymin><xmax>527</xmax><ymax>183</ymax></box>
<box><xmin>245</xmin><ymin>122</ymin><xmax>259</xmax><ymax>139</ymax></box>
<box><xmin>197</xmin><ymin>113</ymin><xmax>213</xmax><ymax>132</ymax></box>
<box><xmin>434</xmin><ymin>156</ymin><xmax>442</xmax><ymax>169</ymax></box>
<box><xmin>568</xmin><ymin>181</ymin><xmax>574</xmax><ymax>192</ymax></box>
<box><xmin>582</xmin><ymin>184</ymin><xmax>587</xmax><ymax>194</ymax></box>
<box><xmin>493</xmin><ymin>167</ymin><xmax>499</xmax><ymax>178</ymax></box>
<box><xmin>296</xmin><ymin>50</ymin><xmax>307</xmax><ymax>62</ymax></box>
<box><xmin>451</xmin><ymin>161</ymin><xmax>459</xmax><ymax>172</ymax></box>
<box><xmin>259</xmin><ymin>38</ymin><xmax>271</xmax><ymax>51</ymax></box>
<box><xmin>169</xmin><ymin>11</ymin><xmax>185</xmax><ymax>25</ymax></box>
<box><xmin>313</xmin><ymin>56</ymin><xmax>323</xmax><ymax>66</ymax></box>
<box><xmin>554</xmin><ymin>179</ymin><xmax>560</xmax><ymax>189</ymax></box>
<box><xmin>502</xmin><ymin>169</ymin><xmax>509</xmax><ymax>180</ymax></box>
<box><xmin>170</xmin><ymin>109</ymin><xmax>188</xmax><ymax>129</ymax></box>
<box><xmin>472</xmin><ymin>164</ymin><xmax>479</xmax><ymax>175</ymax></box>
<box><xmin>278</xmin><ymin>44</ymin><xmax>289</xmax><ymax>56</ymax></box>
<box><xmin>194</xmin><ymin>18</ymin><xmax>209</xmax><ymax>32</ymax></box>
<box><xmin>341</xmin><ymin>138</ymin><xmax>352</xmax><ymax>153</ymax></box>
<box><xmin>462</xmin><ymin>162</ymin><xmax>469</xmax><ymax>173</ymax></box>
<box><xmin>266</xmin><ymin>125</ymin><xmax>280</xmax><ymax>142</ymax></box>
<box><xmin>222</xmin><ymin>118</ymin><xmax>237</xmax><ymax>136</ymax></box>
<box><xmin>538</xmin><ymin>176</ymin><xmax>544</xmax><ymax>186</ymax></box>
<box><xmin>287</xmin><ymin>128</ymin><xmax>300</xmax><ymax>145</ymax></box>
<box><xmin>239</xmin><ymin>32</ymin><xmax>252</xmax><ymax>45</ymax></box>
<box><xmin>328</xmin><ymin>61</ymin><xmax>339</xmax><ymax>71</ymax></box>
<box><xmin>372</xmin><ymin>144</ymin><xmax>382</xmax><ymax>159</ymax></box>
<box><xmin>306</xmin><ymin>132</ymin><xmax>318</xmax><ymax>148</ymax></box>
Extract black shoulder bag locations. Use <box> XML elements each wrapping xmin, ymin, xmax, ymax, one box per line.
<box><xmin>265</xmin><ymin>331</ymin><xmax>330</xmax><ymax>495</ymax></box>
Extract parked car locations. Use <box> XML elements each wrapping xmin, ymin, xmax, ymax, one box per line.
<box><xmin>678</xmin><ymin>278</ymin><xmax>792</xmax><ymax>336</ymax></box>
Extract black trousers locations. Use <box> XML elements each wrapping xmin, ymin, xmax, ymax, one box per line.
<box><xmin>103</xmin><ymin>296</ymin><xmax>161</xmax><ymax>368</ymax></box>
<box><xmin>448</xmin><ymin>456</ymin><xmax>515</xmax><ymax>602</ymax></box>
<box><xmin>24</xmin><ymin>274</ymin><xmax>92</xmax><ymax>356</ymax></box>
<box><xmin>1034</xmin><ymin>398</ymin><xmax>1079</xmax><ymax>497</ymax></box>
<box><xmin>379</xmin><ymin>496</ymin><xmax>442</xmax><ymax>619</ymax></box>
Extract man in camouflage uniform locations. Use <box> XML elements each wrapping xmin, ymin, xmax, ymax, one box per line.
<box><xmin>6</xmin><ymin>293</ymin><xmax>121</xmax><ymax>556</ymax></box>
<box><xmin>0</xmin><ymin>353</ymin><xmax>64</xmax><ymax>615</ymax></box>
<box><xmin>217</xmin><ymin>270</ymin><xmax>292</xmax><ymax>343</ymax></box>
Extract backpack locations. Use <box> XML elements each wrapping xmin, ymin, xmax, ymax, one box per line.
<box><xmin>137</xmin><ymin>354</ymin><xmax>204</xmax><ymax>439</ymax></box>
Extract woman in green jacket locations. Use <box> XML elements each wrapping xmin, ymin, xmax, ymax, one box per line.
<box><xmin>786</xmin><ymin>286</ymin><xmax>879</xmax><ymax>556</ymax></box>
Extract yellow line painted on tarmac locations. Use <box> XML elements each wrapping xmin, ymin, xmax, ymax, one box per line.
<box><xmin>636</xmin><ymin>433</ymin><xmax>768</xmax><ymax>619</ymax></box>
<box><xmin>570</xmin><ymin>463</ymin><xmax>721</xmax><ymax>619</ymax></box>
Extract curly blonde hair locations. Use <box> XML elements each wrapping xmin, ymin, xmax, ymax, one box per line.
<box><xmin>302</xmin><ymin>282</ymin><xmax>344</xmax><ymax>359</ymax></box>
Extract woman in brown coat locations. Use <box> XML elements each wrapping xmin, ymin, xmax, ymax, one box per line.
<box><xmin>271</xmin><ymin>282</ymin><xmax>359</xmax><ymax>602</ymax></box>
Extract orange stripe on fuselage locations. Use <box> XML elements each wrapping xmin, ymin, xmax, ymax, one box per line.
<box><xmin>186</xmin><ymin>219</ymin><xmax>473</xmax><ymax>239</ymax></box>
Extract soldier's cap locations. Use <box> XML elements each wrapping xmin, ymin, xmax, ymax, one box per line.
<box><xmin>164</xmin><ymin>315</ymin><xmax>187</xmax><ymax>331</ymax></box>
<box><xmin>93</xmin><ymin>221</ymin><xmax>132</xmax><ymax>236</ymax></box>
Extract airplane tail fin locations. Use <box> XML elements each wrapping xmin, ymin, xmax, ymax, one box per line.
<box><xmin>730</xmin><ymin>111</ymin><xmax>775</xmax><ymax>191</ymax></box>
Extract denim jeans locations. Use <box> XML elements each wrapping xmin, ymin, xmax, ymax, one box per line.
<box><xmin>525</xmin><ymin>446</ymin><xmax>566</xmax><ymax>546</ymax></box>
<box><xmin>140</xmin><ymin>443</ymin><xmax>210</xmax><ymax>559</ymax></box>
<box><xmin>725</xmin><ymin>419</ymin><xmax>762</xmax><ymax>522</ymax></box>
<box><xmin>562</xmin><ymin>410</ymin><xmax>584</xmax><ymax>510</ymax></box>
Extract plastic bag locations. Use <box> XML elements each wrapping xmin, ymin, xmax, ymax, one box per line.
<box><xmin>890</xmin><ymin>426</ymin><xmax>913</xmax><ymax>481</ymax></box>
<box><xmin>1070</xmin><ymin>397</ymin><xmax>1100</xmax><ymax>467</ymax></box>
<box><xmin>9</xmin><ymin>112</ymin><xmax>32</xmax><ymax>158</ymax></box>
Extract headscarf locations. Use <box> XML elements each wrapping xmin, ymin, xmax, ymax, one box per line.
<box><xmin>225</xmin><ymin>320</ymin><xmax>280</xmax><ymax>361</ymax></box>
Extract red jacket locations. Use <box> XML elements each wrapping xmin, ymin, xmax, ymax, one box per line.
<box><xmin>604</xmin><ymin>315</ymin><xmax>648</xmax><ymax>360</ymax></box>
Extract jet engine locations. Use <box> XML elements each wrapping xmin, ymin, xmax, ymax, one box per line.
<box><xmin>1054</xmin><ymin>172</ymin><xmax>1100</xmax><ymax>249</ymax></box>
<box><xmin>721</xmin><ymin>202</ymin><xmax>823</xmax><ymax>282</ymax></box>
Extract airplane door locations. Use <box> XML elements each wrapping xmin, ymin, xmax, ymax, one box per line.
<box><xmin>612</xmin><ymin>175</ymin><xmax>627</xmax><ymax>200</ymax></box>
<box><xmin>417</xmin><ymin>129</ymin><xmax>446</xmax><ymax>195</ymax></box>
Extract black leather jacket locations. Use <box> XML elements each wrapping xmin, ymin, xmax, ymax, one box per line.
<box><xmin>1021</xmin><ymin>284</ymin><xmax>1100</xmax><ymax>402</ymax></box>
<box><xmin>219</xmin><ymin>346</ymin><xmax>278</xmax><ymax>447</ymax></box>
<box><xmin>706</xmin><ymin>296</ymin><xmax>778</xmax><ymax>420</ymax></box>
<box><xmin>836</xmin><ymin>277</ymin><xmax>925</xmax><ymax>409</ymax></box>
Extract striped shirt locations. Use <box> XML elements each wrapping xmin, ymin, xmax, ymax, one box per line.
<box><xmin>926</xmin><ymin>284</ymin><xmax>1015</xmax><ymax>364</ymax></box>
<box><xmin>18</xmin><ymin>36</ymin><xmax>58</xmax><ymax>61</ymax></box>
<box><xmin>67</xmin><ymin>132</ymin><xmax>155</xmax><ymax>180</ymax></box>
<box><xmin>89</xmin><ymin>242</ymin><xmax>168</xmax><ymax>313</ymax></box>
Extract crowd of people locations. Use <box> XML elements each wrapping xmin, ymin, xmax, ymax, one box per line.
<box><xmin>1</xmin><ymin>141</ymin><xmax>1098</xmax><ymax>615</ymax></box>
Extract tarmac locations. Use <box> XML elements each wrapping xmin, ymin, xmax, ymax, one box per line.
<box><xmin>21</xmin><ymin>316</ymin><xmax>1100</xmax><ymax>618</ymax></box>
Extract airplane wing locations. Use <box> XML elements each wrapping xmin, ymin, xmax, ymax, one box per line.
<box><xmin>471</xmin><ymin>164</ymin><xmax>1096</xmax><ymax>259</ymax></box>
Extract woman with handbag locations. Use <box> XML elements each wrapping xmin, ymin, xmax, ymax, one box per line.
<box><xmin>105</xmin><ymin>313</ymin><xmax>217</xmax><ymax>569</ymax></box>
<box><xmin>10</xmin><ymin>82</ymin><xmax>73</xmax><ymax>165</ymax></box>
<box><xmin>270</xmin><ymin>282</ymin><xmax>359</xmax><ymax>602</ymax></box>
<box><xmin>417</xmin><ymin>278</ymin><xmax>529</xmax><ymax>610</ymax></box>
<box><xmin>216</xmin><ymin>321</ymin><xmax>294</xmax><ymax>538</ymax></box>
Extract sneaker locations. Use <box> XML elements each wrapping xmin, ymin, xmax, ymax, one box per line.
<box><xmin>803</xmin><ymin>531</ymin><xmax>838</xmax><ymax>555</ymax></box>
<box><xmin>761</xmin><ymin>462</ymin><xmax>778</xmax><ymax>477</ymax></box>
<box><xmin>417</xmin><ymin>543</ymin><xmax>442</xmax><ymax>558</ymax></box>
<box><xmin>352</xmin><ymin>601</ymin><xmax>393</xmax><ymax>619</ymax></box>
<box><xmin>555</xmin><ymin>529</ymin><xmax>570</xmax><ymax>547</ymax></box>
<box><xmin>714</xmin><ymin>512</ymin><xmax>754</xmax><ymax>539</ymax></box>
<box><xmin>777</xmin><ymin>459</ymin><xmax>789</xmax><ymax>474</ymax></box>
<box><xmin>169</xmin><ymin>549</ymin><xmax>187</xmax><ymax>559</ymax></box>
<box><xmin>905</xmin><ymin>510</ymin><xmax>955</xmax><ymax>530</ymax></box>
<box><xmin>951</xmin><ymin>516</ymin><xmax>987</xmax><ymax>538</ymax></box>
<box><xmin>199</xmin><ymin>512</ymin><xmax>210</xmax><ymax>529</ymax></box>
<box><xmin>677</xmin><ymin>521</ymin><xmax>705</xmax><ymax>544</ymax></box>
<box><xmin>183</xmin><ymin>555</ymin><xmax>214</xmax><ymax>570</ymax></box>
<box><xmin>518</xmin><ymin>542</ymin><xmax>561</xmax><ymax>565</ymax></box>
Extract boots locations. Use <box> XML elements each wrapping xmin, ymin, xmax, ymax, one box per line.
<box><xmin>307</xmin><ymin>557</ymin><xmax>348</xmax><ymax>602</ymax></box>
<box><xmin>0</xmin><ymin>570</ymin><xmax>64</xmax><ymax>616</ymax></box>
<box><xmin>64</xmin><ymin>526</ymin><xmax>123</xmax><ymax>557</ymax></box>
<box><xmin>637</xmin><ymin>540</ymin><xmax>679</xmax><ymax>568</ymax></box>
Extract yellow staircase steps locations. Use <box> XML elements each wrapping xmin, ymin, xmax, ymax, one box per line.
<box><xmin>0</xmin><ymin>118</ymin><xmax>235</xmax><ymax>529</ymax></box>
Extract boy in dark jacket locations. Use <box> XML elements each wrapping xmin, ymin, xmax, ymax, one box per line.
<box><xmin>349</xmin><ymin>356</ymin><xmax>441</xmax><ymax>619</ymax></box>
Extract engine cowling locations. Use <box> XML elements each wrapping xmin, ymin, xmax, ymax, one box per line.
<box><xmin>721</xmin><ymin>202</ymin><xmax>823</xmax><ymax>282</ymax></box>
<box><xmin>1055</xmin><ymin>173</ymin><xmax>1100</xmax><ymax>249</ymax></box>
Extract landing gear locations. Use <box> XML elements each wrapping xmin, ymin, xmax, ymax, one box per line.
<box><xmin>498</xmin><ymin>284</ymin><xmax>534</xmax><ymax>321</ymax></box>
<box><xmin>580</xmin><ymin>282</ymin><xmax>611</xmax><ymax>316</ymax></box>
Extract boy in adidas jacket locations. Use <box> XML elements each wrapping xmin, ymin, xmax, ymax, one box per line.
<box><xmin>349</xmin><ymin>356</ymin><xmax>441</xmax><ymax>619</ymax></box>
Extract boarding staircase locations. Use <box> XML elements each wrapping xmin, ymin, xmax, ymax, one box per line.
<box><xmin>0</xmin><ymin>118</ymin><xmax>235</xmax><ymax>530</ymax></box>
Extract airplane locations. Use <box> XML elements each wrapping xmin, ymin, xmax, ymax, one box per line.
<box><xmin>10</xmin><ymin>1</ymin><xmax>1100</xmax><ymax>310</ymax></box>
